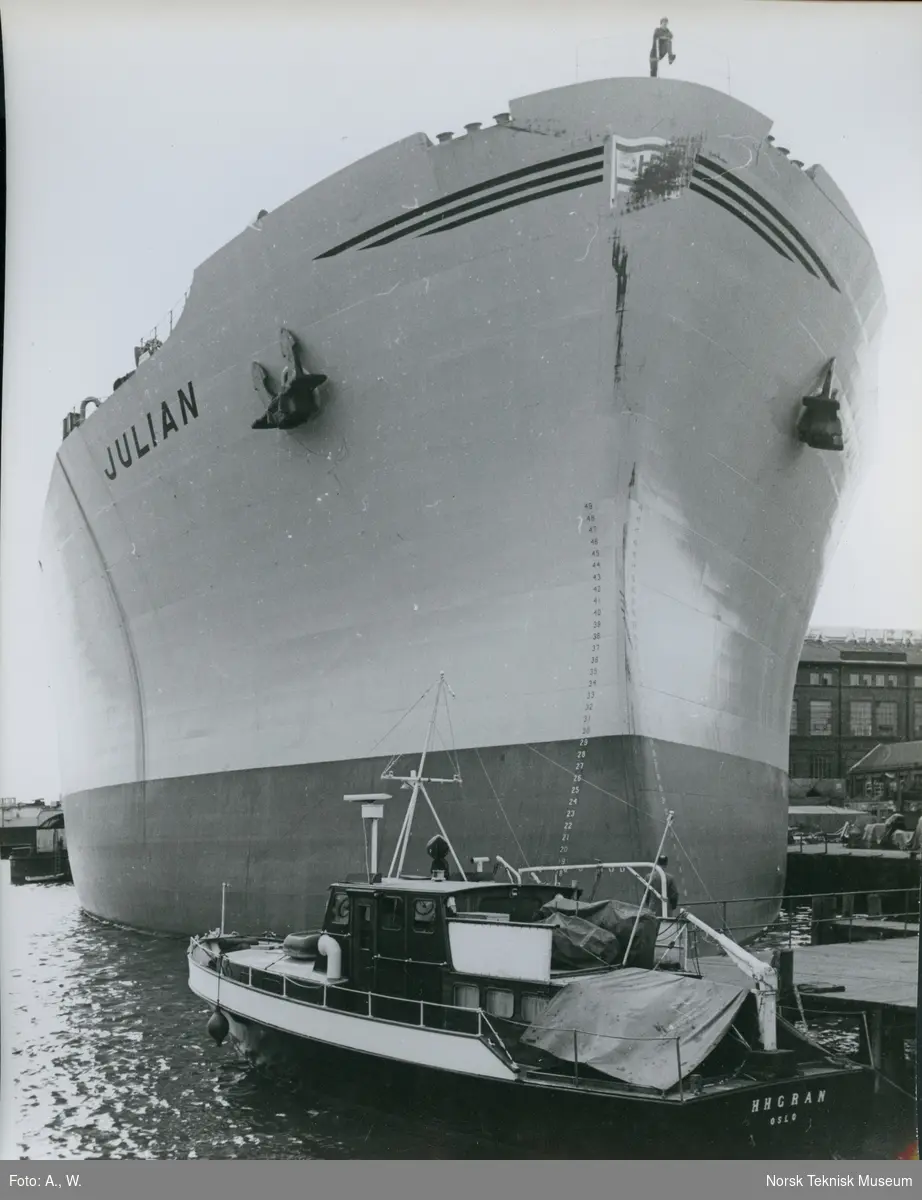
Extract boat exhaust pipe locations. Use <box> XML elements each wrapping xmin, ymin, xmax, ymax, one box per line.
<box><xmin>317</xmin><ymin>934</ymin><xmax>343</xmax><ymax>982</ymax></box>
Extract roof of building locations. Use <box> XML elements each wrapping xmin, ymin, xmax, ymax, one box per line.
<box><xmin>801</xmin><ymin>628</ymin><xmax>922</xmax><ymax>666</ymax></box>
<box><xmin>848</xmin><ymin>741</ymin><xmax>922</xmax><ymax>774</ymax></box>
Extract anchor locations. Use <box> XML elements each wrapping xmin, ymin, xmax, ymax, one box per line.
<box><xmin>797</xmin><ymin>358</ymin><xmax>844</xmax><ymax>452</ymax></box>
<box><xmin>251</xmin><ymin>328</ymin><xmax>328</xmax><ymax>430</ymax></box>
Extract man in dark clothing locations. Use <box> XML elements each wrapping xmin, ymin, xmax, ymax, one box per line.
<box><xmin>644</xmin><ymin>855</ymin><xmax>679</xmax><ymax>914</ymax></box>
<box><xmin>649</xmin><ymin>18</ymin><xmax>676</xmax><ymax>77</ymax></box>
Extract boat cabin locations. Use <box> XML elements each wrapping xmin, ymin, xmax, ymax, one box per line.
<box><xmin>318</xmin><ymin>877</ymin><xmax>579</xmax><ymax>1027</ymax></box>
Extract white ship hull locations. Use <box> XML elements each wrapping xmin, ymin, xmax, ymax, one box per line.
<box><xmin>41</xmin><ymin>79</ymin><xmax>883</xmax><ymax>934</ymax></box>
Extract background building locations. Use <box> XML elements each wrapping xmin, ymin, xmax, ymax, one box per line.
<box><xmin>789</xmin><ymin>629</ymin><xmax>922</xmax><ymax>801</ymax></box>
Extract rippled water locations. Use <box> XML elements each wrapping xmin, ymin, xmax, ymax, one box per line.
<box><xmin>1</xmin><ymin>868</ymin><xmax>512</xmax><ymax>1159</ymax></box>
<box><xmin>1</xmin><ymin>867</ymin><xmax>915</xmax><ymax>1160</ymax></box>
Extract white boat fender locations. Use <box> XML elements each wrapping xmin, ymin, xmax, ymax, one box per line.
<box><xmin>282</xmin><ymin>931</ymin><xmax>322</xmax><ymax>960</ymax></box>
<box><xmin>317</xmin><ymin>934</ymin><xmax>343</xmax><ymax>982</ymax></box>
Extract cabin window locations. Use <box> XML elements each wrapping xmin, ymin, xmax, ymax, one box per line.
<box><xmin>521</xmin><ymin>994</ymin><xmax>548</xmax><ymax>1023</ymax></box>
<box><xmin>412</xmin><ymin>898</ymin><xmax>437</xmax><ymax>933</ymax></box>
<box><xmin>357</xmin><ymin>901</ymin><xmax>373</xmax><ymax>950</ymax></box>
<box><xmin>330</xmin><ymin>891</ymin><xmax>350</xmax><ymax>925</ymax></box>
<box><xmin>380</xmin><ymin>896</ymin><xmax>403</xmax><ymax>930</ymax></box>
<box><xmin>453</xmin><ymin>983</ymin><xmax>480</xmax><ymax>1009</ymax></box>
<box><xmin>485</xmin><ymin>988</ymin><xmax>515</xmax><ymax>1018</ymax></box>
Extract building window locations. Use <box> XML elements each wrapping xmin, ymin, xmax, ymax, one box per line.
<box><xmin>810</xmin><ymin>754</ymin><xmax>833</xmax><ymax>779</ymax></box>
<box><xmin>790</xmin><ymin>702</ymin><xmax>798</xmax><ymax>735</ymax></box>
<box><xmin>875</xmin><ymin>674</ymin><xmax>886</xmax><ymax>688</ymax></box>
<box><xmin>847</xmin><ymin>673</ymin><xmax>860</xmax><ymax>687</ymax></box>
<box><xmin>809</xmin><ymin>672</ymin><xmax>820</xmax><ymax>686</ymax></box>
<box><xmin>914</xmin><ymin>702</ymin><xmax>922</xmax><ymax>739</ymax></box>
<box><xmin>521</xmin><ymin>994</ymin><xmax>548</xmax><ymax>1023</ymax></box>
<box><xmin>822</xmin><ymin>672</ymin><xmax>834</xmax><ymax>686</ymax></box>
<box><xmin>862</xmin><ymin>674</ymin><xmax>874</xmax><ymax>687</ymax></box>
<box><xmin>809</xmin><ymin>700</ymin><xmax>833</xmax><ymax>736</ymax></box>
<box><xmin>850</xmin><ymin>701</ymin><xmax>872</xmax><ymax>737</ymax></box>
<box><xmin>914</xmin><ymin>676</ymin><xmax>922</xmax><ymax>688</ymax></box>
<box><xmin>485</xmin><ymin>988</ymin><xmax>515</xmax><ymax>1018</ymax></box>
<box><xmin>887</xmin><ymin>674</ymin><xmax>900</xmax><ymax>688</ymax></box>
<box><xmin>453</xmin><ymin>984</ymin><xmax>480</xmax><ymax>1009</ymax></box>
<box><xmin>876</xmin><ymin>701</ymin><xmax>898</xmax><ymax>736</ymax></box>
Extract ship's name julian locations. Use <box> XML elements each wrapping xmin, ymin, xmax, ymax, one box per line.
<box><xmin>103</xmin><ymin>383</ymin><xmax>198</xmax><ymax>480</ymax></box>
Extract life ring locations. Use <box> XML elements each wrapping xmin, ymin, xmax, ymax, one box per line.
<box><xmin>282</xmin><ymin>931</ymin><xmax>322</xmax><ymax>960</ymax></box>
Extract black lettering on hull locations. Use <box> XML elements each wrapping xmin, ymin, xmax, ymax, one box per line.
<box><xmin>102</xmin><ymin>381</ymin><xmax>201</xmax><ymax>480</ymax></box>
<box><xmin>161</xmin><ymin>401</ymin><xmax>179</xmax><ymax>439</ymax></box>
<box><xmin>178</xmin><ymin>382</ymin><xmax>198</xmax><ymax>424</ymax></box>
<box><xmin>132</xmin><ymin>424</ymin><xmax>151</xmax><ymax>459</ymax></box>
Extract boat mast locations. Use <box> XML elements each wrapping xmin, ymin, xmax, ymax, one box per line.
<box><xmin>383</xmin><ymin>674</ymin><xmax>468</xmax><ymax>882</ymax></box>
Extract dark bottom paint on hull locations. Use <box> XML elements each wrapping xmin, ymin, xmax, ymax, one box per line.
<box><xmin>64</xmin><ymin>735</ymin><xmax>787</xmax><ymax>937</ymax></box>
<box><xmin>215</xmin><ymin>1011</ymin><xmax>871</xmax><ymax>1160</ymax></box>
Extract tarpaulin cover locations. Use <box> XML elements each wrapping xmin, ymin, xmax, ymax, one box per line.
<box><xmin>538</xmin><ymin>896</ymin><xmax>658</xmax><ymax>970</ymax></box>
<box><xmin>521</xmin><ymin>968</ymin><xmax>748</xmax><ymax>1091</ymax></box>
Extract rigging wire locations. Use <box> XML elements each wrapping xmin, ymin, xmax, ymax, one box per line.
<box><xmin>524</xmin><ymin>741</ymin><xmax>722</xmax><ymax>910</ymax></box>
<box><xmin>368</xmin><ymin>680</ymin><xmax>438</xmax><ymax>756</ymax></box>
<box><xmin>442</xmin><ymin>686</ymin><xmax>462</xmax><ymax>779</ymax></box>
<box><xmin>474</xmin><ymin>746</ymin><xmax>530</xmax><ymax>868</ymax></box>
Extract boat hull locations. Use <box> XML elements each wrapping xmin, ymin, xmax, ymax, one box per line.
<box><xmin>188</xmin><ymin>986</ymin><xmax>872</xmax><ymax>1159</ymax></box>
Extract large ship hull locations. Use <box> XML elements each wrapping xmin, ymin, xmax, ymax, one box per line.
<box><xmin>42</xmin><ymin>79</ymin><xmax>883</xmax><ymax>935</ymax></box>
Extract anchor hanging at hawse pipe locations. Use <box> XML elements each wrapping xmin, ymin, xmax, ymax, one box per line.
<box><xmin>797</xmin><ymin>359</ymin><xmax>844</xmax><ymax>452</ymax></box>
<box><xmin>251</xmin><ymin>327</ymin><xmax>328</xmax><ymax>430</ymax></box>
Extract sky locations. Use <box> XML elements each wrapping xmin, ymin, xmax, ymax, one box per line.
<box><xmin>1</xmin><ymin>0</ymin><xmax>921</xmax><ymax>803</ymax></box>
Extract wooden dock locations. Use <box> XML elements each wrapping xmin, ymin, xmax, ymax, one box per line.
<box><xmin>828</xmin><ymin>916</ymin><xmax>920</xmax><ymax>940</ymax></box>
<box><xmin>792</xmin><ymin>937</ymin><xmax>918</xmax><ymax>1010</ymax></box>
<box><xmin>697</xmin><ymin>937</ymin><xmax>918</xmax><ymax>1011</ymax></box>
<box><xmin>785</xmin><ymin>842</ymin><xmax>920</xmax><ymax>898</ymax></box>
<box><xmin>698</xmin><ymin>937</ymin><xmax>918</xmax><ymax>1093</ymax></box>
<box><xmin>789</xmin><ymin>843</ymin><xmax>916</xmax><ymax>861</ymax></box>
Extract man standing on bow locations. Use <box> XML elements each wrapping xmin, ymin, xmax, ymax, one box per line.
<box><xmin>650</xmin><ymin>18</ymin><xmax>676</xmax><ymax>77</ymax></box>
